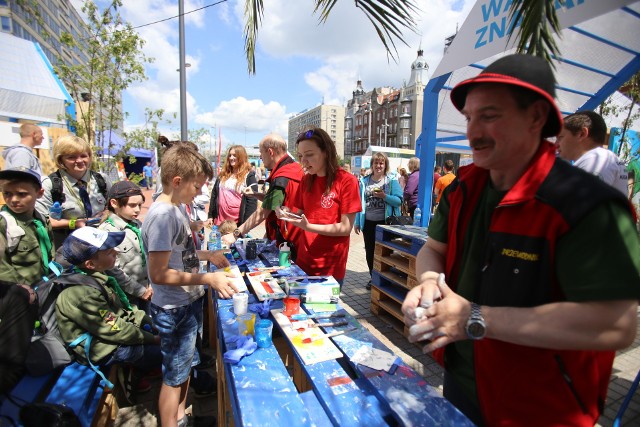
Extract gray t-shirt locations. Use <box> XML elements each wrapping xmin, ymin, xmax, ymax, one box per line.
<box><xmin>142</xmin><ymin>201</ymin><xmax>204</xmax><ymax>308</ymax></box>
<box><xmin>364</xmin><ymin>175</ymin><xmax>386</xmax><ymax>221</ymax></box>
<box><xmin>2</xmin><ymin>145</ymin><xmax>43</xmax><ymax>178</ymax></box>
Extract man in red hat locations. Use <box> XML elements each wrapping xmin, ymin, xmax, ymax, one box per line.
<box><xmin>402</xmin><ymin>54</ymin><xmax>640</xmax><ymax>426</ymax></box>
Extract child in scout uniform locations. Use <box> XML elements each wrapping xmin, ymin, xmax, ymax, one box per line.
<box><xmin>0</xmin><ymin>167</ymin><xmax>55</xmax><ymax>285</ymax></box>
<box><xmin>55</xmin><ymin>227</ymin><xmax>162</xmax><ymax>402</ymax></box>
<box><xmin>98</xmin><ymin>181</ymin><xmax>152</xmax><ymax>310</ymax></box>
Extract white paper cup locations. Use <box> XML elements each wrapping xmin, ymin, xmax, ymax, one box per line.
<box><xmin>233</xmin><ymin>292</ymin><xmax>249</xmax><ymax>315</ymax></box>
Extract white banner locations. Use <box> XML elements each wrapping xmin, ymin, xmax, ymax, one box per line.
<box><xmin>432</xmin><ymin>0</ymin><xmax>636</xmax><ymax>78</ymax></box>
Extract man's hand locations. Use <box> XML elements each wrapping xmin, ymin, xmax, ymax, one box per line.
<box><xmin>221</xmin><ymin>233</ymin><xmax>236</xmax><ymax>246</ymax></box>
<box><xmin>207</xmin><ymin>249</ymin><xmax>231</xmax><ymax>268</ymax></box>
<box><xmin>402</xmin><ymin>274</ymin><xmax>473</xmax><ymax>353</ymax></box>
<box><xmin>204</xmin><ymin>271</ymin><xmax>238</xmax><ymax>299</ymax></box>
<box><xmin>354</xmin><ymin>225</ymin><xmax>361</xmax><ymax>235</ymax></box>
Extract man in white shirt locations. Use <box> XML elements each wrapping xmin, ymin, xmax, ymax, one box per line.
<box><xmin>556</xmin><ymin>110</ymin><xmax>628</xmax><ymax>195</ymax></box>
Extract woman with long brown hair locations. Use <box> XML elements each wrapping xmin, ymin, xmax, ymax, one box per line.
<box><xmin>208</xmin><ymin>145</ymin><xmax>257</xmax><ymax>227</ymax></box>
<box><xmin>277</xmin><ymin>127</ymin><xmax>360</xmax><ymax>285</ymax></box>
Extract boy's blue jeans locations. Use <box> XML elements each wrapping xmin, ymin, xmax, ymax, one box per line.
<box><xmin>150</xmin><ymin>299</ymin><xmax>203</xmax><ymax>386</ymax></box>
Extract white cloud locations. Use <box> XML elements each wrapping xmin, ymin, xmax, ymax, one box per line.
<box><xmin>195</xmin><ymin>97</ymin><xmax>289</xmax><ymax>136</ymax></box>
<box><xmin>127</xmin><ymin>84</ymin><xmax>198</xmax><ymax>122</ymax></box>
<box><xmin>118</xmin><ymin>0</ymin><xmax>475</xmax><ymax>143</ymax></box>
<box><xmin>243</xmin><ymin>0</ymin><xmax>475</xmax><ymax>104</ymax></box>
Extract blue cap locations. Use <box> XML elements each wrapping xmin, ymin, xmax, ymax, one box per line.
<box><xmin>62</xmin><ymin>227</ymin><xmax>125</xmax><ymax>265</ymax></box>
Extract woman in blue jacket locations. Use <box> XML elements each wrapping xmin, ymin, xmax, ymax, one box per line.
<box><xmin>355</xmin><ymin>153</ymin><xmax>402</xmax><ymax>290</ymax></box>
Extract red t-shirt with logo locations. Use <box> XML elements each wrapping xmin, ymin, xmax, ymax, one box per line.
<box><xmin>293</xmin><ymin>169</ymin><xmax>361</xmax><ymax>280</ymax></box>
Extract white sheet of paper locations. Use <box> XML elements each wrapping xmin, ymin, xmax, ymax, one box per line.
<box><xmin>351</xmin><ymin>346</ymin><xmax>397</xmax><ymax>371</ymax></box>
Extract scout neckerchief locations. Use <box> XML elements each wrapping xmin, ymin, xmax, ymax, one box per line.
<box><xmin>72</xmin><ymin>267</ymin><xmax>132</xmax><ymax>310</ymax></box>
<box><xmin>105</xmin><ymin>216</ymin><xmax>146</xmax><ymax>266</ymax></box>
<box><xmin>61</xmin><ymin>173</ymin><xmax>92</xmax><ymax>217</ymax></box>
<box><xmin>1</xmin><ymin>206</ymin><xmax>52</xmax><ymax>274</ymax></box>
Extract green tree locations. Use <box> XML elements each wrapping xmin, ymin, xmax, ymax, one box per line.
<box><xmin>124</xmin><ymin>108</ymin><xmax>175</xmax><ymax>166</ymax></box>
<box><xmin>58</xmin><ymin>0</ymin><xmax>150</xmax><ymax>173</ymax></box>
<box><xmin>17</xmin><ymin>0</ymin><xmax>151</xmax><ymax>172</ymax></box>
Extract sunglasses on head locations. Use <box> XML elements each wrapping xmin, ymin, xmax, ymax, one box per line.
<box><xmin>296</xmin><ymin>129</ymin><xmax>316</xmax><ymax>142</ymax></box>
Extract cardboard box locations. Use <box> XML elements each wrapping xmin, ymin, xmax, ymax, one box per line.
<box><xmin>284</xmin><ymin>276</ymin><xmax>341</xmax><ymax>298</ymax></box>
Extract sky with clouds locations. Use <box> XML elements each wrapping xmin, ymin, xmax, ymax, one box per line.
<box><xmin>88</xmin><ymin>0</ymin><xmax>475</xmax><ymax>150</ymax></box>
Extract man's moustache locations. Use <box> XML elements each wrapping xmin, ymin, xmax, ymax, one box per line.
<box><xmin>470</xmin><ymin>138</ymin><xmax>494</xmax><ymax>149</ymax></box>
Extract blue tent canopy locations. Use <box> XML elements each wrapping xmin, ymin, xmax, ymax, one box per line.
<box><xmin>95</xmin><ymin>130</ymin><xmax>153</xmax><ymax>159</ymax></box>
<box><xmin>417</xmin><ymin>1</ymin><xmax>640</xmax><ymax>225</ymax></box>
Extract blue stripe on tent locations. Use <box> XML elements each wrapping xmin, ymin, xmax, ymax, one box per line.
<box><xmin>32</xmin><ymin>41</ymin><xmax>75</xmax><ymax>131</ymax></box>
<box><xmin>622</xmin><ymin>6</ymin><xmax>640</xmax><ymax>20</ymax></box>
<box><xmin>436</xmin><ymin>143</ymin><xmax>472</xmax><ymax>151</ymax></box>
<box><xmin>579</xmin><ymin>55</ymin><xmax>640</xmax><ymax>112</ymax></box>
<box><xmin>436</xmin><ymin>135</ymin><xmax>467</xmax><ymax>143</ymax></box>
<box><xmin>569</xmin><ymin>26</ymin><xmax>640</xmax><ymax>56</ymax></box>
<box><xmin>556</xmin><ymin>85</ymin><xmax>594</xmax><ymax>98</ymax></box>
<box><xmin>552</xmin><ymin>56</ymin><xmax>615</xmax><ymax>78</ymax></box>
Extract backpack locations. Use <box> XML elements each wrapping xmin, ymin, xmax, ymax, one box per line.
<box><xmin>24</xmin><ymin>270</ymin><xmax>109</xmax><ymax>376</ymax></box>
<box><xmin>49</xmin><ymin>170</ymin><xmax>108</xmax><ymax>204</ymax></box>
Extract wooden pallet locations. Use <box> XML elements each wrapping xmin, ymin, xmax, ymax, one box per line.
<box><xmin>370</xmin><ymin>224</ymin><xmax>426</xmax><ymax>339</ymax></box>
<box><xmin>374</xmin><ymin>225</ymin><xmax>427</xmax><ymax>257</ymax></box>
<box><xmin>370</xmin><ymin>272</ymin><xmax>409</xmax><ymax>337</ymax></box>
<box><xmin>373</xmin><ymin>242</ymin><xmax>418</xmax><ymax>289</ymax></box>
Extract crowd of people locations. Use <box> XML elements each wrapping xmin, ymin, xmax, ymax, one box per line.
<box><xmin>1</xmin><ymin>53</ymin><xmax>640</xmax><ymax>426</ymax></box>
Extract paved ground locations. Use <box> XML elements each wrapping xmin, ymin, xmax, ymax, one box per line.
<box><xmin>116</xmin><ymin>189</ymin><xmax>640</xmax><ymax>426</ymax></box>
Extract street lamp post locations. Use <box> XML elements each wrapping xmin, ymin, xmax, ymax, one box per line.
<box><xmin>178</xmin><ymin>0</ymin><xmax>188</xmax><ymax>141</ymax></box>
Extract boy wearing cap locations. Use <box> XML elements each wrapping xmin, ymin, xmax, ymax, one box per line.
<box><xmin>55</xmin><ymin>227</ymin><xmax>161</xmax><ymax>400</ymax></box>
<box><xmin>0</xmin><ymin>167</ymin><xmax>55</xmax><ymax>284</ymax></box>
<box><xmin>99</xmin><ymin>181</ymin><xmax>152</xmax><ymax>308</ymax></box>
<box><xmin>402</xmin><ymin>54</ymin><xmax>640</xmax><ymax>425</ymax></box>
<box><xmin>142</xmin><ymin>144</ymin><xmax>237</xmax><ymax>427</ymax></box>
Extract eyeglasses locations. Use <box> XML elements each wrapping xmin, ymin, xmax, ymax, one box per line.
<box><xmin>296</xmin><ymin>129</ymin><xmax>315</xmax><ymax>142</ymax></box>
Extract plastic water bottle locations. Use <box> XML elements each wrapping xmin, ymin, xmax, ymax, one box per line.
<box><xmin>49</xmin><ymin>201</ymin><xmax>63</xmax><ymax>220</ymax></box>
<box><xmin>208</xmin><ymin>226</ymin><xmax>221</xmax><ymax>251</ymax></box>
<box><xmin>413</xmin><ymin>206</ymin><xmax>422</xmax><ymax>227</ymax></box>
<box><xmin>278</xmin><ymin>242</ymin><xmax>291</xmax><ymax>267</ymax></box>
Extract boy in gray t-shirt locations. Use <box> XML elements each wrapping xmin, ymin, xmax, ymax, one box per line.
<box><xmin>142</xmin><ymin>144</ymin><xmax>238</xmax><ymax>426</ymax></box>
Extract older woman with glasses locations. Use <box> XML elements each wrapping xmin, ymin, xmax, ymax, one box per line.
<box><xmin>36</xmin><ymin>135</ymin><xmax>111</xmax><ymax>247</ymax></box>
<box><xmin>277</xmin><ymin>127</ymin><xmax>361</xmax><ymax>286</ymax></box>
<box><xmin>354</xmin><ymin>152</ymin><xmax>402</xmax><ymax>290</ymax></box>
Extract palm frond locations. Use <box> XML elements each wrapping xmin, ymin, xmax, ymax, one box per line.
<box><xmin>244</xmin><ymin>0</ymin><xmax>264</xmax><ymax>74</ymax></box>
<box><xmin>508</xmin><ymin>0</ymin><xmax>563</xmax><ymax>66</ymax></box>
<box><xmin>344</xmin><ymin>0</ymin><xmax>419</xmax><ymax>62</ymax></box>
<box><xmin>242</xmin><ymin>0</ymin><xmax>419</xmax><ymax>74</ymax></box>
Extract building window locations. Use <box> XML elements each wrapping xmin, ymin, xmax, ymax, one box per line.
<box><xmin>1</xmin><ymin>16</ymin><xmax>10</xmax><ymax>32</ymax></box>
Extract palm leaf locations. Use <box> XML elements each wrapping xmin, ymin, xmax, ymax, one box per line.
<box><xmin>243</xmin><ymin>0</ymin><xmax>419</xmax><ymax>74</ymax></box>
<box><xmin>508</xmin><ymin>0</ymin><xmax>563</xmax><ymax>66</ymax></box>
<box><xmin>244</xmin><ymin>0</ymin><xmax>264</xmax><ymax>74</ymax></box>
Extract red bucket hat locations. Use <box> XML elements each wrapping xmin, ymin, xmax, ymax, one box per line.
<box><xmin>450</xmin><ymin>54</ymin><xmax>563</xmax><ymax>138</ymax></box>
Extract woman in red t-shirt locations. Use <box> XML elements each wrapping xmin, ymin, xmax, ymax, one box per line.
<box><xmin>277</xmin><ymin>127</ymin><xmax>361</xmax><ymax>284</ymax></box>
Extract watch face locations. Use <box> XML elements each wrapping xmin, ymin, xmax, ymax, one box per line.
<box><xmin>467</xmin><ymin>321</ymin><xmax>486</xmax><ymax>339</ymax></box>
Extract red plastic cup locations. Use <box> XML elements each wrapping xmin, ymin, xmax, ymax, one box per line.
<box><xmin>282</xmin><ymin>297</ymin><xmax>301</xmax><ymax>317</ymax></box>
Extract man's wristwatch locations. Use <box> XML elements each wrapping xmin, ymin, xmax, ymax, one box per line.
<box><xmin>233</xmin><ymin>228</ymin><xmax>242</xmax><ymax>238</ymax></box>
<box><xmin>465</xmin><ymin>302</ymin><xmax>486</xmax><ymax>340</ymax></box>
